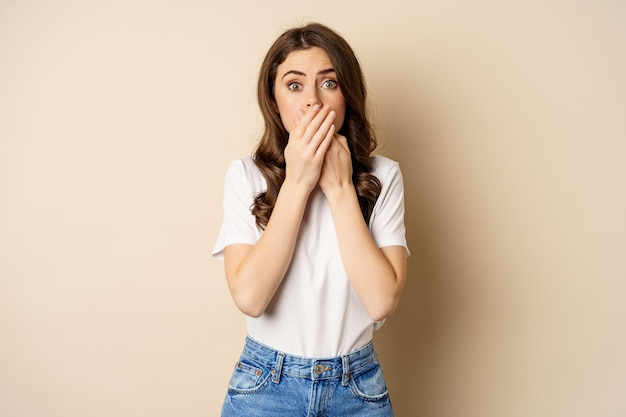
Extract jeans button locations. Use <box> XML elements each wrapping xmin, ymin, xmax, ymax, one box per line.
<box><xmin>315</xmin><ymin>364</ymin><xmax>324</xmax><ymax>374</ymax></box>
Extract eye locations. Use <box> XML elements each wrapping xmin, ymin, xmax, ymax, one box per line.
<box><xmin>288</xmin><ymin>82</ymin><xmax>302</xmax><ymax>91</ymax></box>
<box><xmin>321</xmin><ymin>79</ymin><xmax>338</xmax><ymax>89</ymax></box>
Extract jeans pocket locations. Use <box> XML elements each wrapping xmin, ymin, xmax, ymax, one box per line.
<box><xmin>227</xmin><ymin>358</ymin><xmax>270</xmax><ymax>394</ymax></box>
<box><xmin>349</xmin><ymin>362</ymin><xmax>389</xmax><ymax>401</ymax></box>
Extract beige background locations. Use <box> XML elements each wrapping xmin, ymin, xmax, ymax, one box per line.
<box><xmin>1</xmin><ymin>0</ymin><xmax>625</xmax><ymax>416</ymax></box>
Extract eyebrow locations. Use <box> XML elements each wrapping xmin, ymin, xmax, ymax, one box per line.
<box><xmin>281</xmin><ymin>68</ymin><xmax>336</xmax><ymax>80</ymax></box>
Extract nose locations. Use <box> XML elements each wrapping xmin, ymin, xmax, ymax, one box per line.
<box><xmin>305</xmin><ymin>91</ymin><xmax>321</xmax><ymax>109</ymax></box>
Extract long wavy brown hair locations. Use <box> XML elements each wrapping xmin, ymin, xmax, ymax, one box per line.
<box><xmin>252</xmin><ymin>23</ymin><xmax>381</xmax><ymax>230</ymax></box>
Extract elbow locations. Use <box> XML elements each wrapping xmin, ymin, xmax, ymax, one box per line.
<box><xmin>365</xmin><ymin>280</ymin><xmax>405</xmax><ymax>321</ymax></box>
<box><xmin>363</xmin><ymin>258</ymin><xmax>407</xmax><ymax>322</ymax></box>
<box><xmin>238</xmin><ymin>305</ymin><xmax>264</xmax><ymax>318</ymax></box>
<box><xmin>243</xmin><ymin>307</ymin><xmax>264</xmax><ymax>319</ymax></box>
<box><xmin>368</xmin><ymin>311</ymin><xmax>388</xmax><ymax>323</ymax></box>
<box><xmin>235</xmin><ymin>302</ymin><xmax>265</xmax><ymax>318</ymax></box>
<box><xmin>227</xmin><ymin>276</ymin><xmax>269</xmax><ymax>318</ymax></box>
<box><xmin>232</xmin><ymin>294</ymin><xmax>266</xmax><ymax>318</ymax></box>
<box><xmin>366</xmin><ymin>295</ymin><xmax>400</xmax><ymax>322</ymax></box>
<box><xmin>368</xmin><ymin>307</ymin><xmax>394</xmax><ymax>323</ymax></box>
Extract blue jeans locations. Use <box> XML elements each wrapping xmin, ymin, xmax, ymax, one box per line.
<box><xmin>221</xmin><ymin>336</ymin><xmax>394</xmax><ymax>416</ymax></box>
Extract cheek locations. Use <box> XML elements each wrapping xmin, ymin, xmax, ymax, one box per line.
<box><xmin>280</xmin><ymin>114</ymin><xmax>295</xmax><ymax>133</ymax></box>
<box><xmin>274</xmin><ymin>95</ymin><xmax>297</xmax><ymax>133</ymax></box>
<box><xmin>333</xmin><ymin>103</ymin><xmax>347</xmax><ymax>132</ymax></box>
<box><xmin>329</xmin><ymin>94</ymin><xmax>346</xmax><ymax>131</ymax></box>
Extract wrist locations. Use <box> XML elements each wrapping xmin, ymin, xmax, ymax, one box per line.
<box><xmin>323</xmin><ymin>182</ymin><xmax>357</xmax><ymax>205</ymax></box>
<box><xmin>281</xmin><ymin>178</ymin><xmax>315</xmax><ymax>200</ymax></box>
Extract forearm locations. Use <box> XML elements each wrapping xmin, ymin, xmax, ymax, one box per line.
<box><xmin>225</xmin><ymin>180</ymin><xmax>310</xmax><ymax>317</ymax></box>
<box><xmin>326</xmin><ymin>184</ymin><xmax>406</xmax><ymax>321</ymax></box>
<box><xmin>225</xmin><ymin>105</ymin><xmax>337</xmax><ymax>317</ymax></box>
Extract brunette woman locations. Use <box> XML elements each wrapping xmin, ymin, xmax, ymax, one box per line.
<box><xmin>213</xmin><ymin>22</ymin><xmax>408</xmax><ymax>416</ymax></box>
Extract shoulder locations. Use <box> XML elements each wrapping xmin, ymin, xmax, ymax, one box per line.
<box><xmin>371</xmin><ymin>155</ymin><xmax>399</xmax><ymax>170</ymax></box>
<box><xmin>226</xmin><ymin>154</ymin><xmax>256</xmax><ymax>171</ymax></box>
<box><xmin>225</xmin><ymin>155</ymin><xmax>259</xmax><ymax>177</ymax></box>
<box><xmin>224</xmin><ymin>155</ymin><xmax>266</xmax><ymax>191</ymax></box>
<box><xmin>370</xmin><ymin>155</ymin><xmax>401</xmax><ymax>183</ymax></box>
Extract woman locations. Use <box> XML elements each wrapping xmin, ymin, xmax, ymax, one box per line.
<box><xmin>213</xmin><ymin>22</ymin><xmax>408</xmax><ymax>416</ymax></box>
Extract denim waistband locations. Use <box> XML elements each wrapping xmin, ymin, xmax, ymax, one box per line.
<box><xmin>241</xmin><ymin>336</ymin><xmax>378</xmax><ymax>386</ymax></box>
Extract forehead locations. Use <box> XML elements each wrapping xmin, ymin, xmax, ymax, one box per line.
<box><xmin>278</xmin><ymin>47</ymin><xmax>333</xmax><ymax>72</ymax></box>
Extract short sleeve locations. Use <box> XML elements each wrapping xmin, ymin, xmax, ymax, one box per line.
<box><xmin>212</xmin><ymin>159</ymin><xmax>262</xmax><ymax>259</ymax></box>
<box><xmin>369</xmin><ymin>160</ymin><xmax>410</xmax><ymax>256</ymax></box>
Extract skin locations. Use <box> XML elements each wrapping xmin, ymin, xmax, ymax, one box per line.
<box><xmin>224</xmin><ymin>47</ymin><xmax>407</xmax><ymax>321</ymax></box>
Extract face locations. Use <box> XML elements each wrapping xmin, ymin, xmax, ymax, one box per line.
<box><xmin>273</xmin><ymin>47</ymin><xmax>346</xmax><ymax>133</ymax></box>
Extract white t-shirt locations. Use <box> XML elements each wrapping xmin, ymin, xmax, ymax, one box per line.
<box><xmin>212</xmin><ymin>154</ymin><xmax>408</xmax><ymax>357</ymax></box>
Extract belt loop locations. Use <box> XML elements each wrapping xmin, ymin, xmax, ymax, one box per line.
<box><xmin>272</xmin><ymin>352</ymin><xmax>285</xmax><ymax>384</ymax></box>
<box><xmin>341</xmin><ymin>354</ymin><xmax>350</xmax><ymax>386</ymax></box>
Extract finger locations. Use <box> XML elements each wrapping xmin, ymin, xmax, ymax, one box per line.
<box><xmin>315</xmin><ymin>123</ymin><xmax>336</xmax><ymax>158</ymax></box>
<box><xmin>291</xmin><ymin>104</ymin><xmax>321</xmax><ymax>139</ymax></box>
<box><xmin>309</xmin><ymin>110</ymin><xmax>336</xmax><ymax>148</ymax></box>
<box><xmin>293</xmin><ymin>110</ymin><xmax>302</xmax><ymax>128</ymax></box>
<box><xmin>302</xmin><ymin>105</ymin><xmax>333</xmax><ymax>143</ymax></box>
